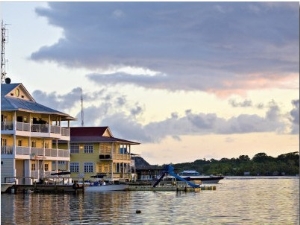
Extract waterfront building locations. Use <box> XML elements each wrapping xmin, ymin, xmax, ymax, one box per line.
<box><xmin>62</xmin><ymin>127</ymin><xmax>140</xmax><ymax>182</ymax></box>
<box><xmin>131</xmin><ymin>154</ymin><xmax>163</xmax><ymax>180</ymax></box>
<box><xmin>1</xmin><ymin>81</ymin><xmax>75</xmax><ymax>185</ymax></box>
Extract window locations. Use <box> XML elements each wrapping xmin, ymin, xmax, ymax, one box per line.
<box><xmin>1</xmin><ymin>138</ymin><xmax>7</xmax><ymax>147</ymax></box>
<box><xmin>84</xmin><ymin>162</ymin><xmax>94</xmax><ymax>173</ymax></box>
<box><xmin>84</xmin><ymin>145</ymin><xmax>93</xmax><ymax>154</ymax></box>
<box><xmin>31</xmin><ymin>163</ymin><xmax>36</xmax><ymax>171</ymax></box>
<box><xmin>70</xmin><ymin>144</ymin><xmax>79</xmax><ymax>153</ymax></box>
<box><xmin>58</xmin><ymin>161</ymin><xmax>65</xmax><ymax>165</ymax></box>
<box><xmin>120</xmin><ymin>147</ymin><xmax>127</xmax><ymax>154</ymax></box>
<box><xmin>70</xmin><ymin>162</ymin><xmax>79</xmax><ymax>173</ymax></box>
<box><xmin>31</xmin><ymin>141</ymin><xmax>36</xmax><ymax>147</ymax></box>
<box><xmin>18</xmin><ymin>140</ymin><xmax>22</xmax><ymax>146</ymax></box>
<box><xmin>44</xmin><ymin>164</ymin><xmax>49</xmax><ymax>171</ymax></box>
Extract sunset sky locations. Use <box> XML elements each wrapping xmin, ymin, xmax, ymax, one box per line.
<box><xmin>1</xmin><ymin>2</ymin><xmax>299</xmax><ymax>165</ymax></box>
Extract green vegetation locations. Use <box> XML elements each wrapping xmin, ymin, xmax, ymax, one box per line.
<box><xmin>170</xmin><ymin>152</ymin><xmax>299</xmax><ymax>176</ymax></box>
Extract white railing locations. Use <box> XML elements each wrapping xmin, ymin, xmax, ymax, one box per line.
<box><xmin>1</xmin><ymin>121</ymin><xmax>70</xmax><ymax>137</ymax></box>
<box><xmin>31</xmin><ymin>171</ymin><xmax>52</xmax><ymax>179</ymax></box>
<box><xmin>16</xmin><ymin>146</ymin><xmax>31</xmax><ymax>155</ymax></box>
<box><xmin>1</xmin><ymin>145</ymin><xmax>69</xmax><ymax>158</ymax></box>
<box><xmin>16</xmin><ymin>122</ymin><xmax>30</xmax><ymax>131</ymax></box>
<box><xmin>1</xmin><ymin>146</ymin><xmax>13</xmax><ymax>154</ymax></box>
<box><xmin>104</xmin><ymin>173</ymin><xmax>131</xmax><ymax>181</ymax></box>
<box><xmin>61</xmin><ymin>127</ymin><xmax>70</xmax><ymax>136</ymax></box>
<box><xmin>50</xmin><ymin>125</ymin><xmax>60</xmax><ymax>134</ymax></box>
<box><xmin>1</xmin><ymin>121</ymin><xmax>13</xmax><ymax>130</ymax></box>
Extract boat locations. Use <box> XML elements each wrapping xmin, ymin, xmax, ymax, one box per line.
<box><xmin>177</xmin><ymin>170</ymin><xmax>224</xmax><ymax>184</ymax></box>
<box><xmin>84</xmin><ymin>181</ymin><xmax>128</xmax><ymax>192</ymax></box>
<box><xmin>1</xmin><ymin>183</ymin><xmax>14</xmax><ymax>193</ymax></box>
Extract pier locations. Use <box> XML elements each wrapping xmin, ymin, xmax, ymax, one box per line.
<box><xmin>3</xmin><ymin>176</ymin><xmax>84</xmax><ymax>194</ymax></box>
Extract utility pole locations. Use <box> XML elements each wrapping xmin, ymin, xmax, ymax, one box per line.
<box><xmin>81</xmin><ymin>88</ymin><xmax>84</xmax><ymax>127</ymax></box>
<box><xmin>1</xmin><ymin>20</ymin><xmax>7</xmax><ymax>83</ymax></box>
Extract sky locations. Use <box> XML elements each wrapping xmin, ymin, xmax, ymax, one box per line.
<box><xmin>1</xmin><ymin>1</ymin><xmax>299</xmax><ymax>165</ymax></box>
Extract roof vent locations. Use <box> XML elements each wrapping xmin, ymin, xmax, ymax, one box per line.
<box><xmin>5</xmin><ymin>77</ymin><xmax>11</xmax><ymax>84</ymax></box>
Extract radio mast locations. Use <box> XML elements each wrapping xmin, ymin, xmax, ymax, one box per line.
<box><xmin>1</xmin><ymin>20</ymin><xmax>7</xmax><ymax>83</ymax></box>
<box><xmin>81</xmin><ymin>88</ymin><xmax>84</xmax><ymax>127</ymax></box>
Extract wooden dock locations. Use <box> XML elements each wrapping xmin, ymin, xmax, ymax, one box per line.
<box><xmin>3</xmin><ymin>176</ymin><xmax>84</xmax><ymax>194</ymax></box>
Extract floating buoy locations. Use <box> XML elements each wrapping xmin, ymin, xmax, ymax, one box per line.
<box><xmin>136</xmin><ymin>210</ymin><xmax>141</xmax><ymax>214</ymax></box>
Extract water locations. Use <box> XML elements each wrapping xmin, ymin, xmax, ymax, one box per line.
<box><xmin>1</xmin><ymin>177</ymin><xmax>299</xmax><ymax>224</ymax></box>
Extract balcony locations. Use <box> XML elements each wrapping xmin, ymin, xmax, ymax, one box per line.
<box><xmin>97</xmin><ymin>172</ymin><xmax>131</xmax><ymax>182</ymax></box>
<box><xmin>1</xmin><ymin>146</ymin><xmax>70</xmax><ymax>159</ymax></box>
<box><xmin>1</xmin><ymin>121</ymin><xmax>70</xmax><ymax>138</ymax></box>
<box><xmin>99</xmin><ymin>153</ymin><xmax>131</xmax><ymax>161</ymax></box>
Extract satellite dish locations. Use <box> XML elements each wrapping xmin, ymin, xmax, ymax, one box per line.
<box><xmin>5</xmin><ymin>77</ymin><xmax>11</xmax><ymax>84</ymax></box>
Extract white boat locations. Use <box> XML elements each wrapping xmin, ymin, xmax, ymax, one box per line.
<box><xmin>1</xmin><ymin>183</ymin><xmax>14</xmax><ymax>193</ymax></box>
<box><xmin>178</xmin><ymin>170</ymin><xmax>224</xmax><ymax>184</ymax></box>
<box><xmin>85</xmin><ymin>183</ymin><xmax>128</xmax><ymax>192</ymax></box>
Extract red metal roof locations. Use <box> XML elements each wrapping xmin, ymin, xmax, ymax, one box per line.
<box><xmin>70</xmin><ymin>127</ymin><xmax>109</xmax><ymax>137</ymax></box>
<box><xmin>69</xmin><ymin>126</ymin><xmax>140</xmax><ymax>145</ymax></box>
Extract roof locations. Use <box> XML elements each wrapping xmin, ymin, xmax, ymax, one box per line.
<box><xmin>70</xmin><ymin>127</ymin><xmax>140</xmax><ymax>145</ymax></box>
<box><xmin>70</xmin><ymin>127</ymin><xmax>111</xmax><ymax>137</ymax></box>
<box><xmin>1</xmin><ymin>83</ymin><xmax>75</xmax><ymax>120</ymax></box>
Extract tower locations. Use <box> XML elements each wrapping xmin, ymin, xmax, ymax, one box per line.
<box><xmin>1</xmin><ymin>20</ymin><xmax>7</xmax><ymax>83</ymax></box>
<box><xmin>81</xmin><ymin>88</ymin><xmax>84</xmax><ymax>127</ymax></box>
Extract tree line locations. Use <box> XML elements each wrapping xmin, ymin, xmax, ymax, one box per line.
<box><xmin>171</xmin><ymin>151</ymin><xmax>299</xmax><ymax>176</ymax></box>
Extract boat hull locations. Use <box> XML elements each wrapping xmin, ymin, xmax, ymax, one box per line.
<box><xmin>85</xmin><ymin>184</ymin><xmax>128</xmax><ymax>192</ymax></box>
<box><xmin>181</xmin><ymin>176</ymin><xmax>224</xmax><ymax>184</ymax></box>
<box><xmin>1</xmin><ymin>183</ymin><xmax>14</xmax><ymax>193</ymax></box>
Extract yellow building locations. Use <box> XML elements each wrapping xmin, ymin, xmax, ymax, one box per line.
<box><xmin>65</xmin><ymin>127</ymin><xmax>140</xmax><ymax>182</ymax></box>
<box><xmin>1</xmin><ymin>82</ymin><xmax>75</xmax><ymax>185</ymax></box>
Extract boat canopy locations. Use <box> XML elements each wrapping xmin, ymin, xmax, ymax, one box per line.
<box><xmin>178</xmin><ymin>170</ymin><xmax>200</xmax><ymax>176</ymax></box>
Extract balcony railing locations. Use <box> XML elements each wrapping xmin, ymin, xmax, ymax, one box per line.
<box><xmin>99</xmin><ymin>153</ymin><xmax>131</xmax><ymax>160</ymax></box>
<box><xmin>1</xmin><ymin>121</ymin><xmax>70</xmax><ymax>136</ymax></box>
<box><xmin>100</xmin><ymin>173</ymin><xmax>131</xmax><ymax>181</ymax></box>
<box><xmin>1</xmin><ymin>146</ymin><xmax>69</xmax><ymax>158</ymax></box>
<box><xmin>31</xmin><ymin>171</ymin><xmax>53</xmax><ymax>179</ymax></box>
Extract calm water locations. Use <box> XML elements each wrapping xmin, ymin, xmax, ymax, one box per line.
<box><xmin>1</xmin><ymin>177</ymin><xmax>299</xmax><ymax>225</ymax></box>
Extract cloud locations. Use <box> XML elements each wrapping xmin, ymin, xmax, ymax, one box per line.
<box><xmin>30</xmin><ymin>2</ymin><xmax>299</xmax><ymax>95</ymax></box>
<box><xmin>32</xmin><ymin>87</ymin><xmax>81</xmax><ymax>111</ymax></box>
<box><xmin>228</xmin><ymin>99</ymin><xmax>252</xmax><ymax>107</ymax></box>
<box><xmin>34</xmin><ymin>88</ymin><xmax>296</xmax><ymax>143</ymax></box>
<box><xmin>290</xmin><ymin>99</ymin><xmax>299</xmax><ymax>134</ymax></box>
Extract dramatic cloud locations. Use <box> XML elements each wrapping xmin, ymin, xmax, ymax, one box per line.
<box><xmin>30</xmin><ymin>2</ymin><xmax>299</xmax><ymax>95</ymax></box>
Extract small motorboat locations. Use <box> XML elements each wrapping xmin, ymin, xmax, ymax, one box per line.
<box><xmin>1</xmin><ymin>183</ymin><xmax>14</xmax><ymax>193</ymax></box>
<box><xmin>178</xmin><ymin>170</ymin><xmax>224</xmax><ymax>184</ymax></box>
<box><xmin>84</xmin><ymin>181</ymin><xmax>128</xmax><ymax>192</ymax></box>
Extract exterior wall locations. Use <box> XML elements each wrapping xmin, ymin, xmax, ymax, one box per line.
<box><xmin>1</xmin><ymin>158</ymin><xmax>15</xmax><ymax>183</ymax></box>
<box><xmin>8</xmin><ymin>86</ymin><xmax>31</xmax><ymax>101</ymax></box>
<box><xmin>69</xmin><ymin>141</ymin><xmax>132</xmax><ymax>181</ymax></box>
<box><xmin>16</xmin><ymin>160</ymin><xmax>24</xmax><ymax>179</ymax></box>
<box><xmin>70</xmin><ymin>143</ymin><xmax>99</xmax><ymax>180</ymax></box>
<box><xmin>3</xmin><ymin>135</ymin><xmax>56</xmax><ymax>149</ymax></box>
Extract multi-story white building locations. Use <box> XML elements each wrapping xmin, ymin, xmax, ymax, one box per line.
<box><xmin>1</xmin><ymin>81</ymin><xmax>75</xmax><ymax>185</ymax></box>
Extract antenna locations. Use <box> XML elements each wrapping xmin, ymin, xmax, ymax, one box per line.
<box><xmin>81</xmin><ymin>88</ymin><xmax>84</xmax><ymax>127</ymax></box>
<box><xmin>1</xmin><ymin>20</ymin><xmax>8</xmax><ymax>83</ymax></box>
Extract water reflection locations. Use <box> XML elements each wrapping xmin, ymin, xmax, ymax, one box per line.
<box><xmin>1</xmin><ymin>177</ymin><xmax>299</xmax><ymax>225</ymax></box>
